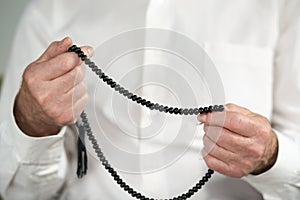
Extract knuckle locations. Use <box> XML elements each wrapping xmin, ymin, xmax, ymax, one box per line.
<box><xmin>58</xmin><ymin>56</ymin><xmax>76</xmax><ymax>72</ymax></box>
<box><xmin>61</xmin><ymin>76</ymin><xmax>71</xmax><ymax>87</ymax></box>
<box><xmin>229</xmin><ymin>165</ymin><xmax>245</xmax><ymax>178</ymax></box>
<box><xmin>235</xmin><ymin>170</ymin><xmax>245</xmax><ymax>178</ymax></box>
<box><xmin>242</xmin><ymin>160</ymin><xmax>255</xmax><ymax>173</ymax></box>
<box><xmin>201</xmin><ymin>148</ymin><xmax>208</xmax><ymax>158</ymax></box>
<box><xmin>203</xmin><ymin>135</ymin><xmax>210</xmax><ymax>145</ymax></box>
<box><xmin>228</xmin><ymin>114</ymin><xmax>242</xmax><ymax>129</ymax></box>
<box><xmin>23</xmin><ymin>67</ymin><xmax>31</xmax><ymax>80</ymax></box>
<box><xmin>204</xmin><ymin>127</ymin><xmax>222</xmax><ymax>144</ymax></box>
<box><xmin>36</xmin><ymin>92</ymin><xmax>51</xmax><ymax>107</ymax></box>
<box><xmin>55</xmin><ymin>111</ymin><xmax>75</xmax><ymax>125</ymax></box>
<box><xmin>209</xmin><ymin>144</ymin><xmax>218</xmax><ymax>155</ymax></box>
<box><xmin>226</xmin><ymin>103</ymin><xmax>235</xmax><ymax>109</ymax></box>
<box><xmin>45</xmin><ymin>106</ymin><xmax>61</xmax><ymax>118</ymax></box>
<box><xmin>49</xmin><ymin>41</ymin><xmax>59</xmax><ymax>48</ymax></box>
<box><xmin>203</xmin><ymin>124</ymin><xmax>209</xmax><ymax>132</ymax></box>
<box><xmin>247</xmin><ymin>144</ymin><xmax>263</xmax><ymax>159</ymax></box>
<box><xmin>215</xmin><ymin>129</ymin><xmax>225</xmax><ymax>143</ymax></box>
<box><xmin>23</xmin><ymin>74</ymin><xmax>35</xmax><ymax>87</ymax></box>
<box><xmin>23</xmin><ymin>66</ymin><xmax>38</xmax><ymax>86</ymax></box>
<box><xmin>259</xmin><ymin>124</ymin><xmax>271</xmax><ymax>136</ymax></box>
<box><xmin>223</xmin><ymin>164</ymin><xmax>232</xmax><ymax>176</ymax></box>
<box><xmin>204</xmin><ymin>156</ymin><xmax>214</xmax><ymax>169</ymax></box>
<box><xmin>205</xmin><ymin>145</ymin><xmax>218</xmax><ymax>158</ymax></box>
<box><xmin>223</xmin><ymin>164</ymin><xmax>234</xmax><ymax>177</ymax></box>
<box><xmin>260</xmin><ymin>115</ymin><xmax>270</xmax><ymax>123</ymax></box>
<box><xmin>60</xmin><ymin>57</ymin><xmax>72</xmax><ymax>69</ymax></box>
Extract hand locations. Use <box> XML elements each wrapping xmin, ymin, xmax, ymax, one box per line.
<box><xmin>14</xmin><ymin>37</ymin><xmax>93</xmax><ymax>137</ymax></box>
<box><xmin>198</xmin><ymin>103</ymin><xmax>278</xmax><ymax>177</ymax></box>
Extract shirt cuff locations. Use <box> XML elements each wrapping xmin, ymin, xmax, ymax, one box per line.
<box><xmin>8</xmin><ymin>106</ymin><xmax>67</xmax><ymax>162</ymax></box>
<box><xmin>0</xmin><ymin>103</ymin><xmax>68</xmax><ymax>196</ymax></box>
<box><xmin>243</xmin><ymin>129</ymin><xmax>300</xmax><ymax>199</ymax></box>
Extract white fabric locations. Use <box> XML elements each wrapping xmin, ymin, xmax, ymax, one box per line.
<box><xmin>0</xmin><ymin>0</ymin><xmax>300</xmax><ymax>199</ymax></box>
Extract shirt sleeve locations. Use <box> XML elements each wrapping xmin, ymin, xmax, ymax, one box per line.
<box><xmin>0</xmin><ymin>1</ymin><xmax>70</xmax><ymax>199</ymax></box>
<box><xmin>243</xmin><ymin>0</ymin><xmax>300</xmax><ymax>199</ymax></box>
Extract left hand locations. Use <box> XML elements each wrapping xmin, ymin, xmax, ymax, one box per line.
<box><xmin>198</xmin><ymin>103</ymin><xmax>278</xmax><ymax>178</ymax></box>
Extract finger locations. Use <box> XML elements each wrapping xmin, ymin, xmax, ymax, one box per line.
<box><xmin>203</xmin><ymin>125</ymin><xmax>249</xmax><ymax>153</ymax></box>
<box><xmin>202</xmin><ymin>148</ymin><xmax>232</xmax><ymax>176</ymax></box>
<box><xmin>203</xmin><ymin>134</ymin><xmax>236</xmax><ymax>159</ymax></box>
<box><xmin>71</xmin><ymin>93</ymin><xmax>89</xmax><ymax>122</ymax></box>
<box><xmin>53</xmin><ymin>65</ymin><xmax>85</xmax><ymax>93</ymax></box>
<box><xmin>51</xmin><ymin>81</ymin><xmax>87</xmax><ymax>110</ymax></box>
<box><xmin>70</xmin><ymin>81</ymin><xmax>88</xmax><ymax>104</ymax></box>
<box><xmin>37</xmin><ymin>37</ymin><xmax>73</xmax><ymax>63</ymax></box>
<box><xmin>199</xmin><ymin>111</ymin><xmax>258</xmax><ymax>137</ymax></box>
<box><xmin>40</xmin><ymin>46</ymin><xmax>92</xmax><ymax>80</ymax></box>
<box><xmin>225</xmin><ymin>103</ymin><xmax>252</xmax><ymax>115</ymax></box>
<box><xmin>59</xmin><ymin>91</ymin><xmax>89</xmax><ymax>125</ymax></box>
<box><xmin>53</xmin><ymin>83</ymin><xmax>89</xmax><ymax>125</ymax></box>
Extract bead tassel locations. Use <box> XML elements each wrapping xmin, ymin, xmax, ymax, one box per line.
<box><xmin>76</xmin><ymin>122</ymin><xmax>88</xmax><ymax>178</ymax></box>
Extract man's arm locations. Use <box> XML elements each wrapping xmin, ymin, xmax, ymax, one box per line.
<box><xmin>0</xmin><ymin>2</ymin><xmax>91</xmax><ymax>199</ymax></box>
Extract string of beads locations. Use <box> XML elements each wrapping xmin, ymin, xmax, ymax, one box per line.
<box><xmin>68</xmin><ymin>45</ymin><xmax>224</xmax><ymax>200</ymax></box>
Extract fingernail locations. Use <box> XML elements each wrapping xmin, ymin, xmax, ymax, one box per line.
<box><xmin>87</xmin><ymin>47</ymin><xmax>94</xmax><ymax>57</ymax></box>
<box><xmin>198</xmin><ymin>114</ymin><xmax>207</xmax><ymax>122</ymax></box>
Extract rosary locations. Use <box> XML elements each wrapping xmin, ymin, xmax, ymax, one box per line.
<box><xmin>68</xmin><ymin>45</ymin><xmax>224</xmax><ymax>200</ymax></box>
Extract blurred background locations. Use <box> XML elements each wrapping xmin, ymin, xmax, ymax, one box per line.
<box><xmin>0</xmin><ymin>0</ymin><xmax>30</xmax><ymax>90</ymax></box>
<box><xmin>0</xmin><ymin>2</ymin><xmax>31</xmax><ymax>198</ymax></box>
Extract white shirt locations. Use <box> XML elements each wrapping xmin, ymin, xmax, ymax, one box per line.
<box><xmin>1</xmin><ymin>0</ymin><xmax>300</xmax><ymax>199</ymax></box>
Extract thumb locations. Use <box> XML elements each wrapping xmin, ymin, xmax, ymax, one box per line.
<box><xmin>225</xmin><ymin>103</ymin><xmax>252</xmax><ymax>115</ymax></box>
<box><xmin>37</xmin><ymin>37</ymin><xmax>73</xmax><ymax>63</ymax></box>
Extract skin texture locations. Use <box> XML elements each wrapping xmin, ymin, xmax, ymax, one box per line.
<box><xmin>14</xmin><ymin>37</ymin><xmax>93</xmax><ymax>137</ymax></box>
<box><xmin>198</xmin><ymin>103</ymin><xmax>278</xmax><ymax>177</ymax></box>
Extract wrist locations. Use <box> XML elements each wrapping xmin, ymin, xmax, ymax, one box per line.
<box><xmin>251</xmin><ymin>130</ymin><xmax>279</xmax><ymax>175</ymax></box>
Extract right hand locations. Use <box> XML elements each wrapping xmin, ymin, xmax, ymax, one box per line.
<box><xmin>13</xmin><ymin>37</ymin><xmax>93</xmax><ymax>137</ymax></box>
